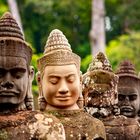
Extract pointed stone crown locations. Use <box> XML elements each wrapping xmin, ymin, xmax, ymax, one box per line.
<box><xmin>0</xmin><ymin>12</ymin><xmax>23</xmax><ymax>40</ymax></box>
<box><xmin>88</xmin><ymin>52</ymin><xmax>112</xmax><ymax>72</ymax></box>
<box><xmin>83</xmin><ymin>52</ymin><xmax>118</xmax><ymax>86</ymax></box>
<box><xmin>116</xmin><ymin>60</ymin><xmax>139</xmax><ymax>79</ymax></box>
<box><xmin>0</xmin><ymin>12</ymin><xmax>32</xmax><ymax>64</ymax></box>
<box><xmin>37</xmin><ymin>29</ymin><xmax>81</xmax><ymax>72</ymax></box>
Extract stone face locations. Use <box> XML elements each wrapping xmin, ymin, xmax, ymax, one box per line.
<box><xmin>45</xmin><ymin>109</ymin><xmax>106</xmax><ymax>140</ymax></box>
<box><xmin>116</xmin><ymin>60</ymin><xmax>140</xmax><ymax>119</ymax></box>
<box><xmin>0</xmin><ymin>110</ymin><xmax>65</xmax><ymax>140</ymax></box>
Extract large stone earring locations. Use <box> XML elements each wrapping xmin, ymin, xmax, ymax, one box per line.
<box><xmin>25</xmin><ymin>81</ymin><xmax>34</xmax><ymax>110</ymax></box>
<box><xmin>77</xmin><ymin>73</ymin><xmax>84</xmax><ymax>109</ymax></box>
<box><xmin>36</xmin><ymin>71</ymin><xmax>47</xmax><ymax>111</ymax></box>
<box><xmin>25</xmin><ymin>66</ymin><xmax>34</xmax><ymax>110</ymax></box>
<box><xmin>38</xmin><ymin>96</ymin><xmax>47</xmax><ymax>111</ymax></box>
<box><xmin>77</xmin><ymin>94</ymin><xmax>84</xmax><ymax>109</ymax></box>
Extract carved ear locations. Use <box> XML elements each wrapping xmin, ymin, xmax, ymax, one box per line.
<box><xmin>36</xmin><ymin>71</ymin><xmax>41</xmax><ymax>88</ymax></box>
<box><xmin>36</xmin><ymin>71</ymin><xmax>43</xmax><ymax>97</ymax></box>
<box><xmin>79</xmin><ymin>71</ymin><xmax>83</xmax><ymax>93</ymax></box>
<box><xmin>29</xmin><ymin>66</ymin><xmax>35</xmax><ymax>82</ymax></box>
<box><xmin>80</xmin><ymin>71</ymin><xmax>83</xmax><ymax>84</ymax></box>
<box><xmin>36</xmin><ymin>71</ymin><xmax>47</xmax><ymax>111</ymax></box>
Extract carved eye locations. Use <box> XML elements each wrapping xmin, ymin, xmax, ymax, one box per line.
<box><xmin>11</xmin><ymin>68</ymin><xmax>26</xmax><ymax>79</ymax></box>
<box><xmin>0</xmin><ymin>68</ymin><xmax>6</xmax><ymax>78</ymax></box>
<box><xmin>129</xmin><ymin>95</ymin><xmax>137</xmax><ymax>101</ymax></box>
<box><xmin>118</xmin><ymin>94</ymin><xmax>125</xmax><ymax>101</ymax></box>
<box><xmin>15</xmin><ymin>74</ymin><xmax>21</xmax><ymax>79</ymax></box>
<box><xmin>67</xmin><ymin>75</ymin><xmax>75</xmax><ymax>83</ymax></box>
<box><xmin>14</xmin><ymin>72</ymin><xmax>25</xmax><ymax>79</ymax></box>
<box><xmin>49</xmin><ymin>78</ymin><xmax>58</xmax><ymax>84</ymax></box>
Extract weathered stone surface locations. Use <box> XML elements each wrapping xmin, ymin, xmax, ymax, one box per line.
<box><xmin>0</xmin><ymin>110</ymin><xmax>65</xmax><ymax>140</ymax></box>
<box><xmin>82</xmin><ymin>52</ymin><xmax>140</xmax><ymax>140</ymax></box>
<box><xmin>103</xmin><ymin>115</ymin><xmax>140</xmax><ymax>140</ymax></box>
<box><xmin>45</xmin><ymin>109</ymin><xmax>106</xmax><ymax>140</ymax></box>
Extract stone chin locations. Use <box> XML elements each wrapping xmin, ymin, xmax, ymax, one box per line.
<box><xmin>0</xmin><ymin>94</ymin><xmax>24</xmax><ymax>105</ymax></box>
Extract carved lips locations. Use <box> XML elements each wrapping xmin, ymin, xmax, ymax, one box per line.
<box><xmin>0</xmin><ymin>90</ymin><xmax>19</xmax><ymax>96</ymax></box>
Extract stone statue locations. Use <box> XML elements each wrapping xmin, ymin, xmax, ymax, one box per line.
<box><xmin>82</xmin><ymin>52</ymin><xmax>140</xmax><ymax>140</ymax></box>
<box><xmin>0</xmin><ymin>12</ymin><xmax>65</xmax><ymax>140</ymax></box>
<box><xmin>116</xmin><ymin>60</ymin><xmax>140</xmax><ymax>120</ymax></box>
<box><xmin>37</xmin><ymin>29</ymin><xmax>106</xmax><ymax>140</ymax></box>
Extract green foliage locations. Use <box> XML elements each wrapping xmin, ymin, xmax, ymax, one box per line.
<box><xmin>18</xmin><ymin>0</ymin><xmax>91</xmax><ymax>59</ymax></box>
<box><xmin>0</xmin><ymin>0</ymin><xmax>140</xmax><ymax>92</ymax></box>
<box><xmin>105</xmin><ymin>0</ymin><xmax>140</xmax><ymax>43</ymax></box>
<box><xmin>81</xmin><ymin>54</ymin><xmax>92</xmax><ymax>73</ymax></box>
<box><xmin>105</xmin><ymin>0</ymin><xmax>123</xmax><ymax>43</ymax></box>
<box><xmin>31</xmin><ymin>53</ymin><xmax>42</xmax><ymax>93</ymax></box>
<box><xmin>106</xmin><ymin>32</ymin><xmax>140</xmax><ymax>72</ymax></box>
<box><xmin>0</xmin><ymin>0</ymin><xmax>8</xmax><ymax>16</ymax></box>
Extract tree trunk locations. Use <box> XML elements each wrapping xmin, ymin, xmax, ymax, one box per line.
<box><xmin>7</xmin><ymin>0</ymin><xmax>24</xmax><ymax>38</ymax></box>
<box><xmin>90</xmin><ymin>0</ymin><xmax>105</xmax><ymax>55</ymax></box>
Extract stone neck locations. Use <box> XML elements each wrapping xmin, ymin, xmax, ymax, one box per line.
<box><xmin>45</xmin><ymin>109</ymin><xmax>84</xmax><ymax>118</ymax></box>
<box><xmin>0</xmin><ymin>103</ymin><xmax>26</xmax><ymax>115</ymax></box>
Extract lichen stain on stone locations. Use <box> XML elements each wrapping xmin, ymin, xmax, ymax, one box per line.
<box><xmin>28</xmin><ymin>113</ymin><xmax>65</xmax><ymax>140</ymax></box>
<box><xmin>0</xmin><ymin>130</ymin><xmax>8</xmax><ymax>140</ymax></box>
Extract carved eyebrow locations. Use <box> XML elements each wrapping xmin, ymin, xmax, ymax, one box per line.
<box><xmin>66</xmin><ymin>74</ymin><xmax>76</xmax><ymax>78</ymax></box>
<box><xmin>0</xmin><ymin>68</ymin><xmax>6</xmax><ymax>71</ymax></box>
<box><xmin>48</xmin><ymin>74</ymin><xmax>60</xmax><ymax>77</ymax></box>
<box><xmin>10</xmin><ymin>68</ymin><xmax>26</xmax><ymax>73</ymax></box>
<box><xmin>48</xmin><ymin>73</ymin><xmax>76</xmax><ymax>78</ymax></box>
<box><xmin>0</xmin><ymin>67</ymin><xmax>26</xmax><ymax>71</ymax></box>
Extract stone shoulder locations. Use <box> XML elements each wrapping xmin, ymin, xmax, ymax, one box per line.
<box><xmin>83</xmin><ymin>111</ymin><xmax>106</xmax><ymax>139</ymax></box>
<box><xmin>103</xmin><ymin>115</ymin><xmax>140</xmax><ymax>126</ymax></box>
<box><xmin>0</xmin><ymin>110</ymin><xmax>65</xmax><ymax>140</ymax></box>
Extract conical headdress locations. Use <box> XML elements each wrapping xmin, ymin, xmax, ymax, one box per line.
<box><xmin>87</xmin><ymin>52</ymin><xmax>112</xmax><ymax>72</ymax></box>
<box><xmin>116</xmin><ymin>60</ymin><xmax>139</xmax><ymax>79</ymax></box>
<box><xmin>0</xmin><ymin>12</ymin><xmax>32</xmax><ymax>64</ymax></box>
<box><xmin>37</xmin><ymin>29</ymin><xmax>81</xmax><ymax>72</ymax></box>
<box><xmin>82</xmin><ymin>52</ymin><xmax>118</xmax><ymax>107</ymax></box>
<box><xmin>83</xmin><ymin>52</ymin><xmax>117</xmax><ymax>85</ymax></box>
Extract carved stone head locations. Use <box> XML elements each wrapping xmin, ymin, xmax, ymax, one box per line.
<box><xmin>0</xmin><ymin>12</ymin><xmax>34</xmax><ymax>112</ymax></box>
<box><xmin>37</xmin><ymin>29</ymin><xmax>82</xmax><ymax>110</ymax></box>
<box><xmin>82</xmin><ymin>52</ymin><xmax>119</xmax><ymax>117</ymax></box>
<box><xmin>116</xmin><ymin>60</ymin><xmax>140</xmax><ymax>118</ymax></box>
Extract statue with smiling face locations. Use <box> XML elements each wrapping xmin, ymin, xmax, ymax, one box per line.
<box><xmin>116</xmin><ymin>60</ymin><xmax>140</xmax><ymax>119</ymax></box>
<box><xmin>0</xmin><ymin>12</ymin><xmax>65</xmax><ymax>140</ymax></box>
<box><xmin>82</xmin><ymin>52</ymin><xmax>140</xmax><ymax>140</ymax></box>
<box><xmin>37</xmin><ymin>29</ymin><xmax>106</xmax><ymax>140</ymax></box>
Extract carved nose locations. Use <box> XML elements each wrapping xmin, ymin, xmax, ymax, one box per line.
<box><xmin>0</xmin><ymin>72</ymin><xmax>14</xmax><ymax>89</ymax></box>
<box><xmin>1</xmin><ymin>81</ymin><xmax>14</xmax><ymax>89</ymax></box>
<box><xmin>58</xmin><ymin>81</ymin><xmax>69</xmax><ymax>93</ymax></box>
<box><xmin>125</xmin><ymin>96</ymin><xmax>129</xmax><ymax>101</ymax></box>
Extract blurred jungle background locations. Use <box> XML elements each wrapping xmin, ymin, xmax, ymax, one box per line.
<box><xmin>0</xmin><ymin>0</ymin><xmax>140</xmax><ymax>106</ymax></box>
